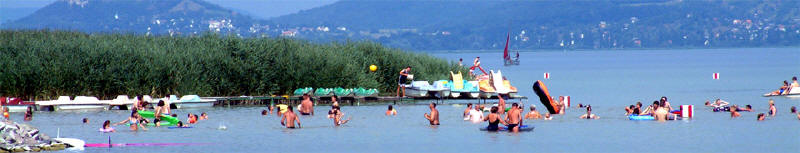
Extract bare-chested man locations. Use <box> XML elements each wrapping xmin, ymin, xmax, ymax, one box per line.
<box><xmin>498</xmin><ymin>96</ymin><xmax>506</xmax><ymax>115</ymax></box>
<box><xmin>299</xmin><ymin>94</ymin><xmax>314</xmax><ymax>115</ymax></box>
<box><xmin>505</xmin><ymin>103</ymin><xmax>523</xmax><ymax>132</ymax></box>
<box><xmin>424</xmin><ymin>102</ymin><xmax>440</xmax><ymax>125</ymax></box>
<box><xmin>281</xmin><ymin>105</ymin><xmax>301</xmax><ymax>128</ymax></box>
<box><xmin>525</xmin><ymin>105</ymin><xmax>542</xmax><ymax>119</ymax></box>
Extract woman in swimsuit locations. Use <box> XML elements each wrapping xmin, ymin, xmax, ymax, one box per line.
<box><xmin>768</xmin><ymin>81</ymin><xmax>790</xmax><ymax>96</ymax></box>
<box><xmin>483</xmin><ymin>106</ymin><xmax>508</xmax><ymax>131</ymax></box>
<box><xmin>24</xmin><ymin>106</ymin><xmax>32</xmax><ymax>121</ymax></box>
<box><xmin>768</xmin><ymin>99</ymin><xmax>777</xmax><ymax>117</ymax></box>
<box><xmin>114</xmin><ymin>110</ymin><xmax>147</xmax><ymax>131</ymax></box>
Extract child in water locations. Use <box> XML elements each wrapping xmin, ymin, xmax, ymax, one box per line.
<box><xmin>188</xmin><ymin>113</ymin><xmax>198</xmax><ymax>124</ymax></box>
<box><xmin>200</xmin><ymin>112</ymin><xmax>208</xmax><ymax>120</ymax></box>
<box><xmin>101</xmin><ymin>120</ymin><xmax>116</xmax><ymax>132</ymax></box>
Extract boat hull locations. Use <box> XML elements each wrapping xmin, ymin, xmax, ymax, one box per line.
<box><xmin>174</xmin><ymin>101</ymin><xmax>214</xmax><ymax>109</ymax></box>
<box><xmin>4</xmin><ymin>105</ymin><xmax>32</xmax><ymax>112</ymax></box>
<box><xmin>56</xmin><ymin>105</ymin><xmax>109</xmax><ymax>111</ymax></box>
<box><xmin>405</xmin><ymin>88</ymin><xmax>429</xmax><ymax>98</ymax></box>
<box><xmin>449</xmin><ymin>92</ymin><xmax>462</xmax><ymax>98</ymax></box>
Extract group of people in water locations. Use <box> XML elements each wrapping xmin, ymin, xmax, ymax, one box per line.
<box><xmin>704</xmin><ymin>98</ymin><xmax>792</xmax><ymax>121</ymax></box>
<box><xmin>766</xmin><ymin>76</ymin><xmax>799</xmax><ymax>96</ymax></box>
<box><xmin>264</xmin><ymin>94</ymin><xmax>353</xmax><ymax>128</ymax></box>
<box><xmin>84</xmin><ymin>95</ymin><xmax>210</xmax><ymax>132</ymax></box>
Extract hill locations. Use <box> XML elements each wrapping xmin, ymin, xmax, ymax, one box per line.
<box><xmin>271</xmin><ymin>0</ymin><xmax>800</xmax><ymax>50</ymax></box>
<box><xmin>3</xmin><ymin>0</ymin><xmax>260</xmax><ymax>35</ymax></box>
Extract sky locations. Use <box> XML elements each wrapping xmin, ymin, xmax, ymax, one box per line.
<box><xmin>0</xmin><ymin>0</ymin><xmax>339</xmax><ymax>19</ymax></box>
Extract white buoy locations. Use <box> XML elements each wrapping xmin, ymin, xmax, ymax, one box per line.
<box><xmin>713</xmin><ymin>73</ymin><xmax>719</xmax><ymax>80</ymax></box>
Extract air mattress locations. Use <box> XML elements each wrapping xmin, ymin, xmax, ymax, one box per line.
<box><xmin>479</xmin><ymin>125</ymin><xmax>534</xmax><ymax>132</ymax></box>
<box><xmin>533</xmin><ymin>80</ymin><xmax>559</xmax><ymax>114</ymax></box>
<box><xmin>628</xmin><ymin>115</ymin><xmax>655</xmax><ymax>120</ymax></box>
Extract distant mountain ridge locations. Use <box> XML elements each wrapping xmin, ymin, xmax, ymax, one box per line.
<box><xmin>3</xmin><ymin>0</ymin><xmax>258</xmax><ymax>35</ymax></box>
<box><xmin>4</xmin><ymin>0</ymin><xmax>800</xmax><ymax>50</ymax></box>
<box><xmin>270</xmin><ymin>0</ymin><xmax>800</xmax><ymax>50</ymax></box>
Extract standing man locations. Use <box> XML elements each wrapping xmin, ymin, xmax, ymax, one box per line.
<box><xmin>397</xmin><ymin>66</ymin><xmax>411</xmax><ymax>97</ymax></box>
<box><xmin>281</xmin><ymin>105</ymin><xmax>301</xmax><ymax>128</ymax></box>
<box><xmin>505</xmin><ymin>103</ymin><xmax>522</xmax><ymax>132</ymax></box>
<box><xmin>424</xmin><ymin>102</ymin><xmax>440</xmax><ymax>125</ymax></box>
<box><xmin>299</xmin><ymin>94</ymin><xmax>314</xmax><ymax>115</ymax></box>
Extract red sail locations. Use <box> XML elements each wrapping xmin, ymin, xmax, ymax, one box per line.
<box><xmin>503</xmin><ymin>33</ymin><xmax>510</xmax><ymax>60</ymax></box>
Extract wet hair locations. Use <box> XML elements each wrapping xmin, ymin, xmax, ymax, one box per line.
<box><xmin>158</xmin><ymin>100</ymin><xmax>165</xmax><ymax>107</ymax></box>
<box><xmin>103</xmin><ymin>120</ymin><xmax>111</xmax><ymax>128</ymax></box>
<box><xmin>757</xmin><ymin>113</ymin><xmax>765</xmax><ymax>119</ymax></box>
<box><xmin>746</xmin><ymin>105</ymin><xmax>752</xmax><ymax>109</ymax></box>
<box><xmin>130</xmin><ymin>110</ymin><xmax>138</xmax><ymax>117</ymax></box>
<box><xmin>136</xmin><ymin>95</ymin><xmax>143</xmax><ymax>101</ymax></box>
<box><xmin>194</xmin><ymin>114</ymin><xmax>199</xmax><ymax>119</ymax></box>
<box><xmin>467</xmin><ymin>103</ymin><xmax>472</xmax><ymax>107</ymax></box>
<box><xmin>512</xmin><ymin>103</ymin><xmax>519</xmax><ymax>108</ymax></box>
<box><xmin>530</xmin><ymin>105</ymin><xmax>536</xmax><ymax>111</ymax></box>
<box><xmin>459</xmin><ymin>58</ymin><xmax>463</xmax><ymax>61</ymax></box>
<box><xmin>431</xmin><ymin>102</ymin><xmax>436</xmax><ymax>108</ymax></box>
<box><xmin>177</xmin><ymin>121</ymin><xmax>184</xmax><ymax>127</ymax></box>
<box><xmin>636</xmin><ymin>102</ymin><xmax>642</xmax><ymax>107</ymax></box>
<box><xmin>171</xmin><ymin>114</ymin><xmax>178</xmax><ymax>117</ymax></box>
<box><xmin>82</xmin><ymin>118</ymin><xmax>89</xmax><ymax>124</ymax></box>
<box><xmin>490</xmin><ymin>106</ymin><xmax>499</xmax><ymax>113</ymax></box>
<box><xmin>332</xmin><ymin>95</ymin><xmax>338</xmax><ymax>100</ymax></box>
<box><xmin>587</xmin><ymin>105</ymin><xmax>592</xmax><ymax>111</ymax></box>
<box><xmin>652</xmin><ymin>101</ymin><xmax>659</xmax><ymax>107</ymax></box>
<box><xmin>388</xmin><ymin>105</ymin><xmax>393</xmax><ymax>110</ymax></box>
<box><xmin>661</xmin><ymin>96</ymin><xmax>668</xmax><ymax>101</ymax></box>
<box><xmin>476</xmin><ymin>56</ymin><xmax>480</xmax><ymax>59</ymax></box>
<box><xmin>791</xmin><ymin>106</ymin><xmax>797</xmax><ymax>113</ymax></box>
<box><xmin>154</xmin><ymin>118</ymin><xmax>161</xmax><ymax>123</ymax></box>
<box><xmin>794</xmin><ymin>77</ymin><xmax>797</xmax><ymax>81</ymax></box>
<box><xmin>287</xmin><ymin>105</ymin><xmax>294</xmax><ymax>111</ymax></box>
<box><xmin>262</xmin><ymin>110</ymin><xmax>268</xmax><ymax>115</ymax></box>
<box><xmin>201</xmin><ymin>112</ymin><xmax>207</xmax><ymax>116</ymax></box>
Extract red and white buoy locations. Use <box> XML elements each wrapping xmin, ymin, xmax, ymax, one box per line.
<box><xmin>712</xmin><ymin>73</ymin><xmax>719</xmax><ymax>80</ymax></box>
<box><xmin>544</xmin><ymin>72</ymin><xmax>550</xmax><ymax>79</ymax></box>
<box><xmin>563</xmin><ymin>96</ymin><xmax>570</xmax><ymax>108</ymax></box>
<box><xmin>680</xmin><ymin>105</ymin><xmax>694</xmax><ymax>118</ymax></box>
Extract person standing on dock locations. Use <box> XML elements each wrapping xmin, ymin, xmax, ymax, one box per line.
<box><xmin>281</xmin><ymin>105</ymin><xmax>301</xmax><ymax>128</ymax></box>
<box><xmin>397</xmin><ymin>66</ymin><xmax>412</xmax><ymax>97</ymax></box>
<box><xmin>424</xmin><ymin>102</ymin><xmax>440</xmax><ymax>125</ymax></box>
<box><xmin>299</xmin><ymin>94</ymin><xmax>314</xmax><ymax>115</ymax></box>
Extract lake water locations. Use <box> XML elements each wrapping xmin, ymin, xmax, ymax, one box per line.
<box><xmin>9</xmin><ymin>48</ymin><xmax>800</xmax><ymax>152</ymax></box>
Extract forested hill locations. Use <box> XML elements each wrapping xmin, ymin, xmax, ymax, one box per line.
<box><xmin>270</xmin><ymin>0</ymin><xmax>800</xmax><ymax>50</ymax></box>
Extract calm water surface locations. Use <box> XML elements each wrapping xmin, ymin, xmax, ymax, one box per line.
<box><xmin>10</xmin><ymin>48</ymin><xmax>800</xmax><ymax>153</ymax></box>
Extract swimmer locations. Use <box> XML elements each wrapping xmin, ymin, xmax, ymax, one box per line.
<box><xmin>268</xmin><ymin>105</ymin><xmax>274</xmax><ymax>114</ymax></box>
<box><xmin>176</xmin><ymin>121</ymin><xmax>189</xmax><ymax>127</ymax></box>
<box><xmin>525</xmin><ymin>105</ymin><xmax>541</xmax><ymax>119</ymax></box>
<box><xmin>498</xmin><ymin>96</ymin><xmax>506</xmax><ymax>115</ymax></box>
<box><xmin>280</xmin><ymin>105</ymin><xmax>301</xmax><ymax>128</ymax></box>
<box><xmin>262</xmin><ymin>110</ymin><xmax>268</xmax><ymax>116</ymax></box>
<box><xmin>482</xmin><ymin>106</ymin><xmax>508</xmax><ymax>131</ymax></box>
<box><xmin>543</xmin><ymin>113</ymin><xmax>552</xmax><ymax>120</ymax></box>
<box><xmin>24</xmin><ymin>106</ymin><xmax>32</xmax><ymax>121</ymax></box>
<box><xmin>463</xmin><ymin>103</ymin><xmax>473</xmax><ymax>117</ymax></box>
<box><xmin>768</xmin><ymin>99</ymin><xmax>777</xmax><ymax>117</ymax></box>
<box><xmin>101</xmin><ymin>120</ymin><xmax>116</xmax><ymax>133</ymax></box>
<box><xmin>757</xmin><ymin>113</ymin><xmax>766</xmax><ymax>121</ymax></box>
<box><xmin>113</xmin><ymin>110</ymin><xmax>147</xmax><ymax>131</ymax></box>
<box><xmin>330</xmin><ymin>106</ymin><xmax>350</xmax><ymax>126</ymax></box>
<box><xmin>738</xmin><ymin>105</ymin><xmax>753</xmax><ymax>112</ymax></box>
<box><xmin>793</xmin><ymin>77</ymin><xmax>799</xmax><ymax>87</ymax></box>
<box><xmin>791</xmin><ymin>106</ymin><xmax>797</xmax><ymax>114</ymax></box>
<box><xmin>635</xmin><ymin>102</ymin><xmax>643</xmax><ymax>113</ymax></box>
<box><xmin>82</xmin><ymin>118</ymin><xmax>89</xmax><ymax>124</ymax></box>
<box><xmin>187</xmin><ymin>113</ymin><xmax>197</xmax><ymax>124</ymax></box>
<box><xmin>660</xmin><ymin>96</ymin><xmax>673</xmax><ymax>111</ymax></box>
<box><xmin>299</xmin><ymin>94</ymin><xmax>314</xmax><ymax>115</ymax></box>
<box><xmin>625</xmin><ymin>105</ymin><xmax>634</xmax><ymax>115</ymax></box>
<box><xmin>730</xmin><ymin>105</ymin><xmax>741</xmax><ymax>118</ymax></box>
<box><xmin>423</xmin><ymin>102</ymin><xmax>440</xmax><ymax>125</ymax></box>
<box><xmin>153</xmin><ymin>118</ymin><xmax>161</xmax><ymax>127</ymax></box>
<box><xmin>386</xmin><ymin>105</ymin><xmax>397</xmax><ymax>116</ymax></box>
<box><xmin>2</xmin><ymin>107</ymin><xmax>9</xmax><ymax>120</ymax></box>
<box><xmin>579</xmin><ymin>105</ymin><xmax>599</xmax><ymax>119</ymax></box>
<box><xmin>640</xmin><ymin>101</ymin><xmax>658</xmax><ymax>115</ymax></box>
<box><xmin>467</xmin><ymin>104</ymin><xmax>484</xmax><ymax>123</ymax></box>
<box><xmin>154</xmin><ymin>100</ymin><xmax>168</xmax><ymax>119</ymax></box>
<box><xmin>200</xmin><ymin>112</ymin><xmax>208</xmax><ymax>120</ymax></box>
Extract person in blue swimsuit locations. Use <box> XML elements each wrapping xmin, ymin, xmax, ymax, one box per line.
<box><xmin>114</xmin><ymin>110</ymin><xmax>147</xmax><ymax>131</ymax></box>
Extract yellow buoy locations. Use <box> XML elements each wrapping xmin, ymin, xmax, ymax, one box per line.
<box><xmin>369</xmin><ymin>65</ymin><xmax>378</xmax><ymax>72</ymax></box>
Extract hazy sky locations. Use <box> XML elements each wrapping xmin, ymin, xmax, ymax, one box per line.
<box><xmin>0</xmin><ymin>0</ymin><xmax>339</xmax><ymax>19</ymax></box>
